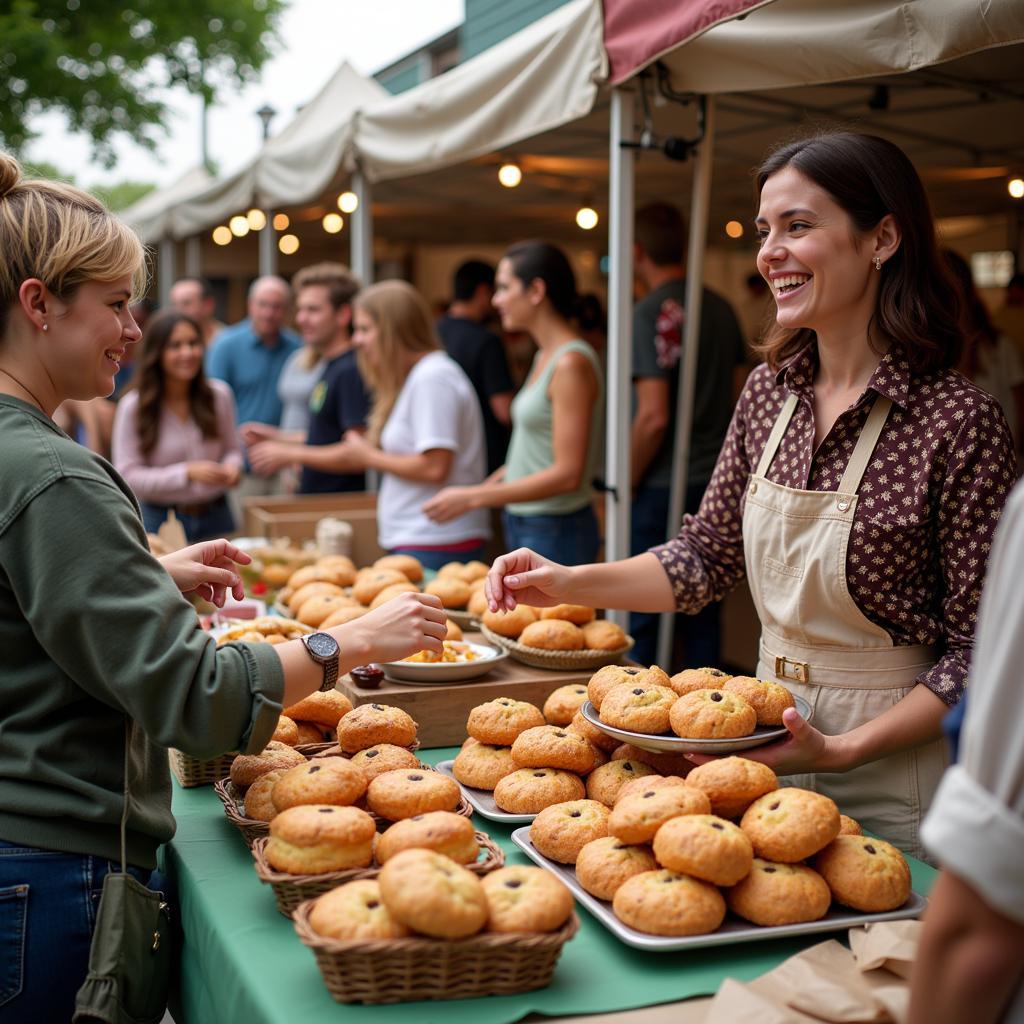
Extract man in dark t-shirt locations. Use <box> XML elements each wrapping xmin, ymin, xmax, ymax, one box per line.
<box><xmin>437</xmin><ymin>260</ymin><xmax>515</xmax><ymax>475</ymax></box>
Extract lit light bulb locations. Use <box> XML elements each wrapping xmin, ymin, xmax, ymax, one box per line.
<box><xmin>725</xmin><ymin>220</ymin><xmax>744</xmax><ymax>239</ymax></box>
<box><xmin>229</xmin><ymin>215</ymin><xmax>250</xmax><ymax>237</ymax></box>
<box><xmin>212</xmin><ymin>226</ymin><xmax>232</xmax><ymax>246</ymax></box>
<box><xmin>278</xmin><ymin>233</ymin><xmax>300</xmax><ymax>255</ymax></box>
<box><xmin>498</xmin><ymin>163</ymin><xmax>522</xmax><ymax>188</ymax></box>
<box><xmin>272</xmin><ymin>212</ymin><xmax>290</xmax><ymax>231</ymax></box>
<box><xmin>337</xmin><ymin>191</ymin><xmax>358</xmax><ymax>213</ymax></box>
<box><xmin>322</xmin><ymin>213</ymin><xmax>344</xmax><ymax>234</ymax></box>
<box><xmin>1009</xmin><ymin>178</ymin><xmax>1024</xmax><ymax>199</ymax></box>
<box><xmin>246</xmin><ymin>208</ymin><xmax>267</xmax><ymax>231</ymax></box>
<box><xmin>576</xmin><ymin>206</ymin><xmax>599</xmax><ymax>230</ymax></box>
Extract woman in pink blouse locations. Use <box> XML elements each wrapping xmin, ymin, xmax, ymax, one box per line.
<box><xmin>486</xmin><ymin>132</ymin><xmax>1018</xmax><ymax>858</ymax></box>
<box><xmin>113</xmin><ymin>311</ymin><xmax>242</xmax><ymax>541</ymax></box>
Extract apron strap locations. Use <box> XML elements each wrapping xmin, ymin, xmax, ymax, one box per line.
<box><xmin>754</xmin><ymin>393</ymin><xmax>799</xmax><ymax>478</ymax></box>
<box><xmin>838</xmin><ymin>395</ymin><xmax>892</xmax><ymax>495</ymax></box>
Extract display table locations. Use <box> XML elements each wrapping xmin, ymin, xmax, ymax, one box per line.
<box><xmin>167</xmin><ymin>750</ymin><xmax>937</xmax><ymax>1024</ymax></box>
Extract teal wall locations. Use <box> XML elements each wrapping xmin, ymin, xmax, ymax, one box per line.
<box><xmin>377</xmin><ymin>62</ymin><xmax>423</xmax><ymax>96</ymax></box>
<box><xmin>462</xmin><ymin>0</ymin><xmax>572</xmax><ymax>60</ymax></box>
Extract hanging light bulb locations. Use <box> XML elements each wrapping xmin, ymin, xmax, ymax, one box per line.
<box><xmin>498</xmin><ymin>162</ymin><xmax>522</xmax><ymax>188</ymax></box>
<box><xmin>725</xmin><ymin>220</ymin><xmax>744</xmax><ymax>238</ymax></box>
<box><xmin>246</xmin><ymin>209</ymin><xmax>267</xmax><ymax>231</ymax></box>
<box><xmin>337</xmin><ymin>191</ymin><xmax>359</xmax><ymax>213</ymax></box>
<box><xmin>575</xmin><ymin>205</ymin><xmax>599</xmax><ymax>230</ymax></box>
<box><xmin>1009</xmin><ymin>178</ymin><xmax>1024</xmax><ymax>199</ymax></box>
<box><xmin>322</xmin><ymin>213</ymin><xmax>344</xmax><ymax>234</ymax></box>
<box><xmin>278</xmin><ymin>234</ymin><xmax>300</xmax><ymax>255</ymax></box>
<box><xmin>212</xmin><ymin>226</ymin><xmax>232</xmax><ymax>246</ymax></box>
<box><xmin>272</xmin><ymin>212</ymin><xmax>290</xmax><ymax>231</ymax></box>
<box><xmin>228</xmin><ymin>215</ymin><xmax>250</xmax><ymax>237</ymax></box>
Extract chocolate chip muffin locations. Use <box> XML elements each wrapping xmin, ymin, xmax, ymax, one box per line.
<box><xmin>482</xmin><ymin>866</ymin><xmax>574</xmax><ymax>933</ymax></box>
<box><xmin>723</xmin><ymin>676</ymin><xmax>796</xmax><ymax>726</ymax></box>
<box><xmin>668</xmin><ymin>689</ymin><xmax>757</xmax><ymax>739</ymax></box>
<box><xmin>726</xmin><ymin>858</ymin><xmax>832</xmax><ymax>926</ymax></box>
<box><xmin>467</xmin><ymin>698</ymin><xmax>546</xmax><ymax>745</ymax></box>
<box><xmin>574</xmin><ymin>836</ymin><xmax>659</xmax><ymax>901</ymax></box>
<box><xmin>492</xmin><ymin>768</ymin><xmax>585</xmax><ymax>815</ymax></box>
<box><xmin>511</xmin><ymin>725</ymin><xmax>597</xmax><ymax>773</ymax></box>
<box><xmin>684</xmin><ymin>757</ymin><xmax>778</xmax><ymax>819</ymax></box>
<box><xmin>652</xmin><ymin>814</ymin><xmax>753</xmax><ymax>886</ymax></box>
<box><xmin>599</xmin><ymin>683</ymin><xmax>678</xmax><ymax>734</ymax></box>
<box><xmin>529</xmin><ymin>799</ymin><xmax>610</xmax><ymax>864</ymax></box>
<box><xmin>740</xmin><ymin>788</ymin><xmax>841</xmax><ymax>862</ymax></box>
<box><xmin>813</xmin><ymin>835</ymin><xmax>911</xmax><ymax>912</ymax></box>
<box><xmin>613</xmin><ymin>870</ymin><xmax>726</xmax><ymax>936</ymax></box>
<box><xmin>543</xmin><ymin>684</ymin><xmax>591</xmax><ymax>727</ymax></box>
<box><xmin>607</xmin><ymin>785</ymin><xmax>712</xmax><ymax>844</ymax></box>
<box><xmin>452</xmin><ymin>737</ymin><xmax>517</xmax><ymax>791</ymax></box>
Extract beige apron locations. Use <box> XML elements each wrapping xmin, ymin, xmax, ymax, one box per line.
<box><xmin>742</xmin><ymin>393</ymin><xmax>948</xmax><ymax>858</ymax></box>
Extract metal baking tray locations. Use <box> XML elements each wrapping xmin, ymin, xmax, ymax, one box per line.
<box><xmin>579</xmin><ymin>694</ymin><xmax>812</xmax><ymax>754</ymax></box>
<box><xmin>510</xmin><ymin>827</ymin><xmax>926</xmax><ymax>952</ymax></box>
<box><xmin>434</xmin><ymin>759</ymin><xmax>535</xmax><ymax>823</ymax></box>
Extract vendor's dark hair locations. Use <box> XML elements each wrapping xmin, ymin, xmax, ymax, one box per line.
<box><xmin>754</xmin><ymin>131</ymin><xmax>961</xmax><ymax>374</ymax></box>
<box><xmin>132</xmin><ymin>311</ymin><xmax>217</xmax><ymax>455</ymax></box>
<box><xmin>503</xmin><ymin>240</ymin><xmax>578</xmax><ymax>320</ymax></box>
<box><xmin>635</xmin><ymin>202</ymin><xmax>686</xmax><ymax>265</ymax></box>
<box><xmin>452</xmin><ymin>259</ymin><xmax>495</xmax><ymax>301</ymax></box>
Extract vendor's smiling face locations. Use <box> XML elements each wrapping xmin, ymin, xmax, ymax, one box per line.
<box><xmin>755</xmin><ymin>166</ymin><xmax>883</xmax><ymax>339</ymax></box>
<box><xmin>492</xmin><ymin>257</ymin><xmax>532</xmax><ymax>331</ymax></box>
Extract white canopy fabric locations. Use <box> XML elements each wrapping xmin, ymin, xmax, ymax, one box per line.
<box><xmin>120</xmin><ymin>166</ymin><xmax>215</xmax><ymax>244</ymax></box>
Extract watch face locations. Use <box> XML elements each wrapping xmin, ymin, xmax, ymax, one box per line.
<box><xmin>306</xmin><ymin>632</ymin><xmax>339</xmax><ymax>659</ymax></box>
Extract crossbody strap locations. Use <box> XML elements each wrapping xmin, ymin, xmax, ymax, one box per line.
<box><xmin>120</xmin><ymin>719</ymin><xmax>132</xmax><ymax>874</ymax></box>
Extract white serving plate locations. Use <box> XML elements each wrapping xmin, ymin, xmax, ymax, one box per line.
<box><xmin>434</xmin><ymin>759</ymin><xmax>535</xmax><ymax>823</ymax></box>
<box><xmin>380</xmin><ymin>642</ymin><xmax>508</xmax><ymax>685</ymax></box>
<box><xmin>510</xmin><ymin>827</ymin><xmax>926</xmax><ymax>952</ymax></box>
<box><xmin>579</xmin><ymin>694</ymin><xmax>812</xmax><ymax>755</ymax></box>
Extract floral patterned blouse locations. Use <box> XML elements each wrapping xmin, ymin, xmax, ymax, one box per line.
<box><xmin>652</xmin><ymin>344</ymin><xmax>1018</xmax><ymax>705</ymax></box>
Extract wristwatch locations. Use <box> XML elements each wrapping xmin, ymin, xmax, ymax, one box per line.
<box><xmin>299</xmin><ymin>632</ymin><xmax>340</xmax><ymax>692</ymax></box>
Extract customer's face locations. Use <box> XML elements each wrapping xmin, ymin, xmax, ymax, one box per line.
<box><xmin>351</xmin><ymin>308</ymin><xmax>380</xmax><ymax>366</ymax></box>
<box><xmin>248</xmin><ymin>283</ymin><xmax>290</xmax><ymax>339</ymax></box>
<box><xmin>160</xmin><ymin>320</ymin><xmax>204</xmax><ymax>385</ymax></box>
<box><xmin>295</xmin><ymin>285</ymin><xmax>341</xmax><ymax>349</ymax></box>
<box><xmin>492</xmin><ymin>258</ymin><xmax>532</xmax><ymax>332</ymax></box>
<box><xmin>169</xmin><ymin>280</ymin><xmax>203</xmax><ymax>321</ymax></box>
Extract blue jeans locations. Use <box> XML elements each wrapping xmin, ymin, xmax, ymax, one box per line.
<box><xmin>503</xmin><ymin>506</ymin><xmax>600</xmax><ymax>566</ymax></box>
<box><xmin>389</xmin><ymin>544</ymin><xmax>488</xmax><ymax>572</ymax></box>
<box><xmin>629</xmin><ymin>481</ymin><xmax>721</xmax><ymax>668</ymax></box>
<box><xmin>0</xmin><ymin>840</ymin><xmax>163</xmax><ymax>1023</ymax></box>
<box><xmin>140</xmin><ymin>494</ymin><xmax>235</xmax><ymax>544</ymax></box>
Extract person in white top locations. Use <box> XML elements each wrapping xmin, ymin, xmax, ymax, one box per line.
<box><xmin>909</xmin><ymin>478</ymin><xmax>1024</xmax><ymax>1024</ymax></box>
<box><xmin>314</xmin><ymin>280</ymin><xmax>489</xmax><ymax>569</ymax></box>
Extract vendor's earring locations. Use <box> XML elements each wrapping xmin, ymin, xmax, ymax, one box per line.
<box><xmin>873</xmin><ymin>257</ymin><xmax>882</xmax><ymax>271</ymax></box>
<box><xmin>41</xmin><ymin>323</ymin><xmax>48</xmax><ymax>331</ymax></box>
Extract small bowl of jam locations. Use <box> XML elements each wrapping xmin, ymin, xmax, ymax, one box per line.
<box><xmin>349</xmin><ymin>664</ymin><xmax>384</xmax><ymax>690</ymax></box>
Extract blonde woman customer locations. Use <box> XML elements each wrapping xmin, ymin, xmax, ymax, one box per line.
<box><xmin>0</xmin><ymin>153</ymin><xmax>445</xmax><ymax>1020</ymax></box>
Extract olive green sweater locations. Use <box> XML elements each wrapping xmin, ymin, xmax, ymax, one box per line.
<box><xmin>0</xmin><ymin>396</ymin><xmax>284</xmax><ymax>868</ymax></box>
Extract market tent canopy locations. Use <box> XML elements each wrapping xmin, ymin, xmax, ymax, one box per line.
<box><xmin>121</xmin><ymin>166</ymin><xmax>215</xmax><ymax>245</ymax></box>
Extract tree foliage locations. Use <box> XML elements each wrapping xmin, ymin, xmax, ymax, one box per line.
<box><xmin>0</xmin><ymin>0</ymin><xmax>286</xmax><ymax>166</ymax></box>
<box><xmin>24</xmin><ymin>158</ymin><xmax>154</xmax><ymax>212</ymax></box>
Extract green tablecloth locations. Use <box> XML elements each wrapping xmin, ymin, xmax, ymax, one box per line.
<box><xmin>167</xmin><ymin>749</ymin><xmax>938</xmax><ymax>1024</ymax></box>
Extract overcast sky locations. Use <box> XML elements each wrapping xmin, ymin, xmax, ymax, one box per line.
<box><xmin>27</xmin><ymin>0</ymin><xmax>463</xmax><ymax>188</ymax></box>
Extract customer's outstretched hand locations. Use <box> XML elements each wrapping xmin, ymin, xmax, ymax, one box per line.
<box><xmin>338</xmin><ymin>591</ymin><xmax>447</xmax><ymax>665</ymax></box>
<box><xmin>159</xmin><ymin>539</ymin><xmax>250</xmax><ymax>606</ymax></box>
<box><xmin>485</xmin><ymin>548</ymin><xmax>573</xmax><ymax>611</ymax></box>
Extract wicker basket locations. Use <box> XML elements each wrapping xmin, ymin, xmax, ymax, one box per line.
<box><xmin>168</xmin><ymin>748</ymin><xmax>237</xmax><ymax>788</ymax></box>
<box><xmin>251</xmin><ymin>832</ymin><xmax>505</xmax><ymax>917</ymax></box>
<box><xmin>293</xmin><ymin>902</ymin><xmax>579</xmax><ymax>1004</ymax></box>
<box><xmin>445</xmin><ymin>608</ymin><xmax>479</xmax><ymax>631</ymax></box>
<box><xmin>479</xmin><ymin>623</ymin><xmax>634</xmax><ymax>671</ymax></box>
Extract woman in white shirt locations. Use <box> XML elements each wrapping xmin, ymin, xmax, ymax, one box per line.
<box><xmin>332</xmin><ymin>280</ymin><xmax>489</xmax><ymax>569</ymax></box>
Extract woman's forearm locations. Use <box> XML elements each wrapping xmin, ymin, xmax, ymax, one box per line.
<box><xmin>368</xmin><ymin>448</ymin><xmax>451</xmax><ymax>483</ymax></box>
<box><xmin>472</xmin><ymin>462</ymin><xmax>582</xmax><ymax>509</ymax></box>
<box><xmin>566</xmin><ymin>553</ymin><xmax>677</xmax><ymax>613</ymax></box>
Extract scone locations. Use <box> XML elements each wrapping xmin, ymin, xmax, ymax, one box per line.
<box><xmin>581</xmin><ymin>620</ymin><xmax>629</xmax><ymax>651</ymax></box>
<box><xmin>298</xmin><ymin>593</ymin><xmax>359</xmax><ymax>628</ymax></box>
<box><xmin>466</xmin><ymin>698</ymin><xmax>545</xmax><ymax>745</ymax></box>
<box><xmin>599</xmin><ymin>683</ymin><xmax>678</xmax><ymax>734</ymax></box>
<box><xmin>369</xmin><ymin>581</ymin><xmax>419</xmax><ymax>609</ymax></box>
<box><xmin>492</xmin><ymin>768</ymin><xmax>586</xmax><ymax>814</ymax></box>
<box><xmin>482</xmin><ymin>866</ymin><xmax>574</xmax><ymax>933</ymax></box>
<box><xmin>740</xmin><ymin>788</ymin><xmax>841</xmax><ymax>862</ymax></box>
<box><xmin>613</xmin><ymin>870</ymin><xmax>725</xmax><ymax>936</ymax></box>
<box><xmin>611</xmin><ymin>743</ymin><xmax>694</xmax><ymax>777</ymax></box>
<box><xmin>723</xmin><ymin>676</ymin><xmax>795</xmax><ymax>726</ymax></box>
<box><xmin>519</xmin><ymin>619</ymin><xmax>585</xmax><ymax>651</ymax></box>
<box><xmin>543</xmin><ymin>684</ymin><xmax>591</xmax><ymax>727</ymax></box>
<box><xmin>669</xmin><ymin>689</ymin><xmax>757</xmax><ymax>739</ymax></box>
<box><xmin>348</xmin><ymin>743</ymin><xmax>421</xmax><ymax>782</ymax></box>
<box><xmin>265</xmin><ymin>804</ymin><xmax>376</xmax><ymax>874</ymax></box>
<box><xmin>813</xmin><ymin>835</ymin><xmax>911</xmax><ymax>912</ymax></box>
<box><xmin>378</xmin><ymin>849</ymin><xmax>487</xmax><ymax>938</ymax></box>
<box><xmin>585</xmin><ymin>758</ymin><xmax>659</xmax><ymax>807</ymax></box>
<box><xmin>308</xmin><ymin>879</ymin><xmax>410</xmax><ymax>940</ymax></box>
<box><xmin>726</xmin><ymin>859</ymin><xmax>832</xmax><ymax>925</ymax></box>
<box><xmin>668</xmin><ymin>666</ymin><xmax>731</xmax><ymax>697</ymax></box>
<box><xmin>353</xmin><ymin>569</ymin><xmax>409</xmax><ymax>605</ymax></box>
<box><xmin>652</xmin><ymin>814</ymin><xmax>753</xmax><ymax>886</ymax></box>
<box><xmin>230</xmin><ymin>742</ymin><xmax>305</xmax><ymax>790</ymax></box>
<box><xmin>423</xmin><ymin>577</ymin><xmax>471</xmax><ymax>609</ymax></box>
<box><xmin>529</xmin><ymin>799</ymin><xmax>610</xmax><ymax>864</ymax></box>
<box><xmin>614</xmin><ymin>774</ymin><xmax>690</xmax><ymax>805</ymax></box>
<box><xmin>452</xmin><ymin>737</ymin><xmax>517</xmax><ymax>791</ymax></box>
<box><xmin>838</xmin><ymin>813</ymin><xmax>863</xmax><ymax>836</ymax></box>
<box><xmin>539</xmin><ymin>604</ymin><xmax>596</xmax><ymax>626</ymax></box>
<box><xmin>511</xmin><ymin>725</ymin><xmax>597</xmax><ymax>773</ymax></box>
<box><xmin>366</xmin><ymin>768</ymin><xmax>461</xmax><ymax>820</ymax></box>
<box><xmin>588</xmin><ymin>665</ymin><xmax>672</xmax><ymax>711</ymax></box>
<box><xmin>372</xmin><ymin>554</ymin><xmax>424</xmax><ymax>583</ymax></box>
<box><xmin>283</xmin><ymin>689</ymin><xmax>353</xmax><ymax>729</ymax></box>
<box><xmin>376</xmin><ymin>811</ymin><xmax>479</xmax><ymax>865</ymax></box>
<box><xmin>319</xmin><ymin>605</ymin><xmax>368</xmax><ymax>629</ymax></box>
<box><xmin>242</xmin><ymin>768</ymin><xmax>288</xmax><ymax>822</ymax></box>
<box><xmin>271</xmin><ymin>757</ymin><xmax>367</xmax><ymax>811</ymax></box>
<box><xmin>685</xmin><ymin>757</ymin><xmax>779</xmax><ymax>819</ymax></box>
<box><xmin>574</xmin><ymin>837</ymin><xmax>658</xmax><ymax>901</ymax></box>
<box><xmin>288</xmin><ymin>562</ymin><xmax>356</xmax><ymax>590</ymax></box>
<box><xmin>568</xmin><ymin>710</ymin><xmax>621</xmax><ymax>753</ymax></box>
<box><xmin>607</xmin><ymin>785</ymin><xmax>712</xmax><ymax>844</ymax></box>
<box><xmin>294</xmin><ymin>721</ymin><xmax>330</xmax><ymax>746</ymax></box>
<box><xmin>287</xmin><ymin>581</ymin><xmax>344</xmax><ymax>617</ymax></box>
<box><xmin>481</xmin><ymin>604</ymin><xmax>537</xmax><ymax>639</ymax></box>
<box><xmin>336</xmin><ymin>703</ymin><xmax>417</xmax><ymax>753</ymax></box>
<box><xmin>272</xmin><ymin>715</ymin><xmax>299</xmax><ymax>746</ymax></box>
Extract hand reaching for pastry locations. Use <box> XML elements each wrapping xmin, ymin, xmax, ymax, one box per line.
<box><xmin>334</xmin><ymin>591</ymin><xmax>447</xmax><ymax>664</ymax></box>
<box><xmin>158</xmin><ymin>539</ymin><xmax>251</xmax><ymax>606</ymax></box>
<box><xmin>485</xmin><ymin>547</ymin><xmax>574</xmax><ymax>611</ymax></box>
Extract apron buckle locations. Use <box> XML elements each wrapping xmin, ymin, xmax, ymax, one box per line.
<box><xmin>774</xmin><ymin>655</ymin><xmax>810</xmax><ymax>683</ymax></box>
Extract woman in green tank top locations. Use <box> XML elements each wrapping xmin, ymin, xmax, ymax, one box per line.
<box><xmin>423</xmin><ymin>241</ymin><xmax>603</xmax><ymax>564</ymax></box>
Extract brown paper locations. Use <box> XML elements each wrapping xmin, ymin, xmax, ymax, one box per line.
<box><xmin>703</xmin><ymin>978</ymin><xmax>804</xmax><ymax>1023</ymax></box>
<box><xmin>849</xmin><ymin>921</ymin><xmax>922</xmax><ymax>980</ymax></box>
<box><xmin>157</xmin><ymin>510</ymin><xmax>188</xmax><ymax>553</ymax></box>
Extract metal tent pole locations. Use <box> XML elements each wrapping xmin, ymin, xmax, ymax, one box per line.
<box><xmin>258</xmin><ymin>210</ymin><xmax>277</xmax><ymax>276</ymax></box>
<box><xmin>158</xmin><ymin>238</ymin><xmax>175</xmax><ymax>307</ymax></box>
<box><xmin>351</xmin><ymin>170</ymin><xmax>374</xmax><ymax>285</ymax></box>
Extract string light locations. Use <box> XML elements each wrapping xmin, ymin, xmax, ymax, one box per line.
<box><xmin>337</xmin><ymin>191</ymin><xmax>358</xmax><ymax>213</ymax></box>
<box><xmin>725</xmin><ymin>220</ymin><xmax>744</xmax><ymax>238</ymax></box>
<box><xmin>228</xmin><ymin>215</ymin><xmax>250</xmax><ymax>237</ymax></box>
<box><xmin>1009</xmin><ymin>178</ymin><xmax>1024</xmax><ymax>199</ymax></box>
<box><xmin>246</xmin><ymin>209</ymin><xmax>267</xmax><ymax>231</ymax></box>
<box><xmin>272</xmin><ymin>212</ymin><xmax>290</xmax><ymax>231</ymax></box>
<box><xmin>278</xmin><ymin>234</ymin><xmax>300</xmax><ymax>255</ymax></box>
<box><xmin>575</xmin><ymin>206</ymin><xmax>598</xmax><ymax>230</ymax></box>
<box><xmin>322</xmin><ymin>213</ymin><xmax>344</xmax><ymax>234</ymax></box>
<box><xmin>212</xmin><ymin>226</ymin><xmax>231</xmax><ymax>245</ymax></box>
<box><xmin>498</xmin><ymin>162</ymin><xmax>522</xmax><ymax>188</ymax></box>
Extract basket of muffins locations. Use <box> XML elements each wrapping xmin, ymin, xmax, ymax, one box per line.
<box><xmin>215</xmin><ymin>699</ymin><xmax>471</xmax><ymax>848</ymax></box>
<box><xmin>478</xmin><ymin>603</ymin><xmax>634</xmax><ymax>671</ymax></box>
<box><xmin>292</xmin><ymin>852</ymin><xmax>578</xmax><ymax>1003</ymax></box>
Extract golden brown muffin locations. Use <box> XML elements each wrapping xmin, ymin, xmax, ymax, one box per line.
<box><xmin>519</xmin><ymin>619</ymin><xmax>585</xmax><ymax>651</ymax></box>
<box><xmin>271</xmin><ymin>757</ymin><xmax>368</xmax><ymax>811</ymax></box>
<box><xmin>466</xmin><ymin>698</ymin><xmax>546</xmax><ymax>745</ymax></box>
<box><xmin>452</xmin><ymin>737</ymin><xmax>517</xmax><ymax>791</ymax></box>
<box><xmin>669</xmin><ymin>689</ymin><xmax>757</xmax><ymax>739</ymax></box>
<box><xmin>315</xmin><ymin>555</ymin><xmax>358</xmax><ymax>577</ymax></box>
<box><xmin>653</xmin><ymin>814</ymin><xmax>754</xmax><ymax>886</ymax></box>
<box><xmin>293</xmin><ymin>721</ymin><xmax>330</xmax><ymax>745</ymax></box>
<box><xmin>482</xmin><ymin>866</ymin><xmax>574</xmax><ymax>933</ymax></box>
<box><xmin>611</xmin><ymin>743</ymin><xmax>694</xmax><ymax>777</ymax></box>
<box><xmin>588</xmin><ymin>665</ymin><xmax>668</xmax><ymax>711</ymax></box>
<box><xmin>511</xmin><ymin>725</ymin><xmax>597</xmax><ymax>773</ymax></box>
<box><xmin>814</xmin><ymin>835</ymin><xmax>911</xmax><ymax>912</ymax></box>
<box><xmin>260</xmin><ymin>562</ymin><xmax>293</xmax><ymax>589</ymax></box>
<box><xmin>613</xmin><ymin>870</ymin><xmax>726</xmax><ymax>936</ymax></box>
<box><xmin>300</xmin><ymin>593</ymin><xmax>363</xmax><ymax>628</ymax></box>
<box><xmin>607</xmin><ymin>785</ymin><xmax>712</xmax><ymax>844</ymax></box>
<box><xmin>599</xmin><ymin>683</ymin><xmax>678</xmax><ymax>734</ymax></box>
<box><xmin>288</xmin><ymin>563</ymin><xmax>355</xmax><ymax>591</ymax></box>
<box><xmin>265</xmin><ymin>804</ymin><xmax>376</xmax><ymax>874</ymax></box>
<box><xmin>369</xmin><ymin>581</ymin><xmax>420</xmax><ymax>609</ymax></box>
<box><xmin>585</xmin><ymin>758</ymin><xmax>659</xmax><ymax>807</ymax></box>
<box><xmin>378</xmin><ymin>849</ymin><xmax>488</xmax><ymax>938</ymax></box>
<box><xmin>581</xmin><ymin>620</ymin><xmax>629</xmax><ymax>651</ymax></box>
<box><xmin>481</xmin><ymin>604</ymin><xmax>538</xmax><ymax>638</ymax></box>
<box><xmin>668</xmin><ymin>666</ymin><xmax>732</xmax><ymax>697</ymax></box>
<box><xmin>568</xmin><ymin>710</ymin><xmax>621</xmax><ymax>753</ymax></box>
<box><xmin>287</xmin><ymin>581</ymin><xmax>345</xmax><ymax>617</ymax></box>
<box><xmin>492</xmin><ymin>768</ymin><xmax>586</xmax><ymax>814</ymax></box>
<box><xmin>543</xmin><ymin>684</ymin><xmax>591</xmax><ymax>727</ymax></box>
<box><xmin>437</xmin><ymin>561</ymin><xmax>467</xmax><ymax>579</ymax></box>
<box><xmin>574</xmin><ymin>837</ymin><xmax>659</xmax><ymax>901</ymax></box>
<box><xmin>445</xmin><ymin>619</ymin><xmax>463</xmax><ymax>641</ymax></box>
<box><xmin>272</xmin><ymin>715</ymin><xmax>299</xmax><ymax>746</ymax></box>
<box><xmin>242</xmin><ymin>768</ymin><xmax>288</xmax><ymax>822</ymax></box>
<box><xmin>366</xmin><ymin>768</ymin><xmax>461</xmax><ymax>820</ymax></box>
<box><xmin>726</xmin><ymin>859</ymin><xmax>832</xmax><ymax>926</ymax></box>
<box><xmin>529</xmin><ymin>799</ymin><xmax>610</xmax><ymax>864</ymax></box>
<box><xmin>740</xmin><ymin>788</ymin><xmax>841</xmax><ymax>862</ymax></box>
<box><xmin>308</xmin><ymin>879</ymin><xmax>410</xmax><ymax>940</ymax></box>
<box><xmin>229</xmin><ymin>742</ymin><xmax>306</xmax><ymax>790</ymax></box>
<box><xmin>423</xmin><ymin>577</ymin><xmax>472</xmax><ymax>609</ymax></box>
<box><xmin>353</xmin><ymin>569</ymin><xmax>409</xmax><ymax>605</ymax></box>
<box><xmin>319</xmin><ymin>605</ymin><xmax>369</xmax><ymax>629</ymax></box>
<box><xmin>372</xmin><ymin>554</ymin><xmax>424</xmax><ymax>583</ymax></box>
<box><xmin>283</xmin><ymin>689</ymin><xmax>353</xmax><ymax>729</ymax></box>
<box><xmin>349</xmin><ymin>743</ymin><xmax>421</xmax><ymax>781</ymax></box>
<box><xmin>684</xmin><ymin>757</ymin><xmax>778</xmax><ymax>819</ymax></box>
<box><xmin>458</xmin><ymin>560</ymin><xmax>491</xmax><ymax>583</ymax></box>
<box><xmin>376</xmin><ymin>811</ymin><xmax>479</xmax><ymax>865</ymax></box>
<box><xmin>467</xmin><ymin>589</ymin><xmax>490</xmax><ymax>618</ymax></box>
<box><xmin>723</xmin><ymin>676</ymin><xmax>796</xmax><ymax>726</ymax></box>
<box><xmin>336</xmin><ymin>703</ymin><xmax>418</xmax><ymax>753</ymax></box>
<box><xmin>838</xmin><ymin>813</ymin><xmax>863</xmax><ymax>836</ymax></box>
<box><xmin>614</xmin><ymin>774</ymin><xmax>690</xmax><ymax>805</ymax></box>
<box><xmin>539</xmin><ymin>604</ymin><xmax>596</xmax><ymax>626</ymax></box>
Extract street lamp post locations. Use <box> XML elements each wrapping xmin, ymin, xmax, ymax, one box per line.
<box><xmin>256</xmin><ymin>104</ymin><xmax>277</xmax><ymax>277</ymax></box>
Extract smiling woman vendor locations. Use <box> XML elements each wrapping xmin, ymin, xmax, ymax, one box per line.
<box><xmin>485</xmin><ymin>132</ymin><xmax>1018</xmax><ymax>859</ymax></box>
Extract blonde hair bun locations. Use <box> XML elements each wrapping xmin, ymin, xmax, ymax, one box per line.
<box><xmin>0</xmin><ymin>152</ymin><xmax>20</xmax><ymax>198</ymax></box>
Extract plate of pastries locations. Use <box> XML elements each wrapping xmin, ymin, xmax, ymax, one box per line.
<box><xmin>579</xmin><ymin>665</ymin><xmax>811</xmax><ymax>754</ymax></box>
<box><xmin>380</xmin><ymin>640</ymin><xmax>509</xmax><ymax>684</ymax></box>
